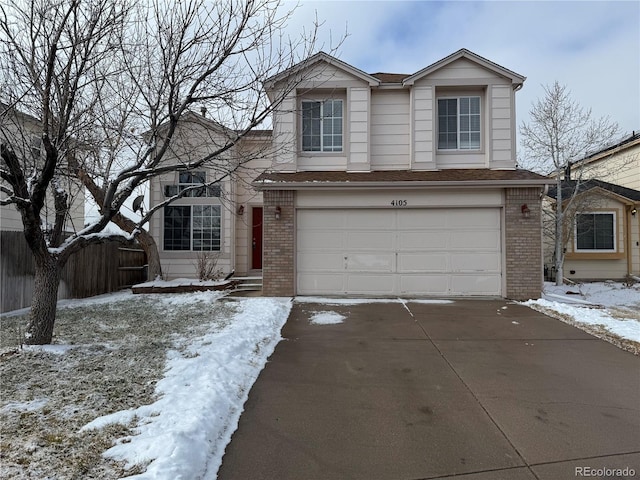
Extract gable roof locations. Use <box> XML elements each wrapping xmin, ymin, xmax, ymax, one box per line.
<box><xmin>547</xmin><ymin>179</ymin><xmax>640</xmax><ymax>203</ymax></box>
<box><xmin>403</xmin><ymin>48</ymin><xmax>526</xmax><ymax>87</ymax></box>
<box><xmin>264</xmin><ymin>51</ymin><xmax>381</xmax><ymax>89</ymax></box>
<box><xmin>264</xmin><ymin>49</ymin><xmax>525</xmax><ymax>92</ymax></box>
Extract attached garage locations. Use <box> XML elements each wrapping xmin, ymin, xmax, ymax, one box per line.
<box><xmin>297</xmin><ymin>208</ymin><xmax>502</xmax><ymax>296</ymax></box>
<box><xmin>257</xmin><ymin>170</ymin><xmax>549</xmax><ymax>300</ymax></box>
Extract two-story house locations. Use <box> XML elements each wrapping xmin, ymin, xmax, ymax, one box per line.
<box><xmin>151</xmin><ymin>49</ymin><xmax>551</xmax><ymax>300</ymax></box>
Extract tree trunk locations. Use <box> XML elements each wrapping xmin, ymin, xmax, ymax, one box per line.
<box><xmin>25</xmin><ymin>257</ymin><xmax>62</xmax><ymax>345</ymax></box>
<box><xmin>554</xmin><ymin>176</ymin><xmax>564</xmax><ymax>286</ymax></box>
<box><xmin>135</xmin><ymin>228</ymin><xmax>162</xmax><ymax>280</ymax></box>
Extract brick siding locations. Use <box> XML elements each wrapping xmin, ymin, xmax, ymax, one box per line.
<box><xmin>262</xmin><ymin>190</ymin><xmax>295</xmax><ymax>296</ymax></box>
<box><xmin>505</xmin><ymin>188</ymin><xmax>543</xmax><ymax>300</ymax></box>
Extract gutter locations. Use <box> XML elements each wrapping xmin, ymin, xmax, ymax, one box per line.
<box><xmin>254</xmin><ymin>179</ymin><xmax>554</xmax><ymax>191</ymax></box>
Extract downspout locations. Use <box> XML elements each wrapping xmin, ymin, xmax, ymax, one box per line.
<box><xmin>626</xmin><ymin>205</ymin><xmax>633</xmax><ymax>277</ymax></box>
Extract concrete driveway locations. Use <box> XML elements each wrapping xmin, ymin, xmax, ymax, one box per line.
<box><xmin>217</xmin><ymin>299</ymin><xmax>640</xmax><ymax>480</ymax></box>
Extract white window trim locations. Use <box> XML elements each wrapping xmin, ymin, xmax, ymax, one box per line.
<box><xmin>574</xmin><ymin>211</ymin><xmax>617</xmax><ymax>253</ymax></box>
<box><xmin>437</xmin><ymin>95</ymin><xmax>482</xmax><ymax>152</ymax></box>
<box><xmin>163</xmin><ymin>204</ymin><xmax>222</xmax><ymax>252</ymax></box>
<box><xmin>300</xmin><ymin>99</ymin><xmax>344</xmax><ymax>153</ymax></box>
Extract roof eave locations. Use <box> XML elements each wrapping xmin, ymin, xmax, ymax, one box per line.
<box><xmin>254</xmin><ymin>179</ymin><xmax>552</xmax><ymax>191</ymax></box>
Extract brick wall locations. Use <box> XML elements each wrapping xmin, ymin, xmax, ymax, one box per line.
<box><xmin>505</xmin><ymin>188</ymin><xmax>543</xmax><ymax>300</ymax></box>
<box><xmin>262</xmin><ymin>190</ymin><xmax>295</xmax><ymax>296</ymax></box>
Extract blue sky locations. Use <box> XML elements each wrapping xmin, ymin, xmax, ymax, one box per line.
<box><xmin>284</xmin><ymin>0</ymin><xmax>640</xmax><ymax>141</ymax></box>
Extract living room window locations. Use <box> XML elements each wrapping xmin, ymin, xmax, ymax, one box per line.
<box><xmin>164</xmin><ymin>205</ymin><xmax>221</xmax><ymax>251</ymax></box>
<box><xmin>437</xmin><ymin>96</ymin><xmax>481</xmax><ymax>150</ymax></box>
<box><xmin>575</xmin><ymin>212</ymin><xmax>615</xmax><ymax>251</ymax></box>
<box><xmin>301</xmin><ymin>99</ymin><xmax>343</xmax><ymax>152</ymax></box>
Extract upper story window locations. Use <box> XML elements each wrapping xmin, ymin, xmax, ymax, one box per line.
<box><xmin>438</xmin><ymin>96</ymin><xmax>481</xmax><ymax>150</ymax></box>
<box><xmin>164</xmin><ymin>171</ymin><xmax>221</xmax><ymax>198</ymax></box>
<box><xmin>575</xmin><ymin>212</ymin><xmax>615</xmax><ymax>251</ymax></box>
<box><xmin>301</xmin><ymin>99</ymin><xmax>343</xmax><ymax>152</ymax></box>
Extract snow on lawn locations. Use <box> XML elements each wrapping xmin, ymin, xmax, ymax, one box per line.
<box><xmin>81</xmin><ymin>296</ymin><xmax>292</xmax><ymax>479</ymax></box>
<box><xmin>524</xmin><ymin>281</ymin><xmax>640</xmax><ymax>353</ymax></box>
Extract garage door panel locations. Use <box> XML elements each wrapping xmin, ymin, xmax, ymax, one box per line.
<box><xmin>450</xmin><ymin>275</ymin><xmax>502</xmax><ymax>295</ymax></box>
<box><xmin>397</xmin><ymin>210</ymin><xmax>448</xmax><ymax>228</ymax></box>
<box><xmin>297</xmin><ymin>252</ymin><xmax>344</xmax><ymax>271</ymax></box>
<box><xmin>298</xmin><ymin>273</ymin><xmax>345</xmax><ymax>293</ymax></box>
<box><xmin>451</xmin><ymin>253</ymin><xmax>500</xmax><ymax>272</ymax></box>
<box><xmin>298</xmin><ymin>230</ymin><xmax>343</xmax><ymax>250</ymax></box>
<box><xmin>397</xmin><ymin>253</ymin><xmax>448</xmax><ymax>272</ymax></box>
<box><xmin>346</xmin><ymin>231</ymin><xmax>394</xmax><ymax>250</ymax></box>
<box><xmin>346</xmin><ymin>253</ymin><xmax>394</xmax><ymax>272</ymax></box>
<box><xmin>398</xmin><ymin>231</ymin><xmax>449</xmax><ymax>249</ymax></box>
<box><xmin>347</xmin><ymin>210</ymin><xmax>395</xmax><ymax>229</ymax></box>
<box><xmin>447</xmin><ymin>209</ymin><xmax>499</xmax><ymax>227</ymax></box>
<box><xmin>449</xmin><ymin>230</ymin><xmax>500</xmax><ymax>250</ymax></box>
<box><xmin>297</xmin><ymin>210</ymin><xmax>345</xmax><ymax>229</ymax></box>
<box><xmin>346</xmin><ymin>274</ymin><xmax>395</xmax><ymax>294</ymax></box>
<box><xmin>399</xmin><ymin>275</ymin><xmax>449</xmax><ymax>295</ymax></box>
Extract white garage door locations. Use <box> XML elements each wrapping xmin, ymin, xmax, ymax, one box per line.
<box><xmin>297</xmin><ymin>208</ymin><xmax>502</xmax><ymax>296</ymax></box>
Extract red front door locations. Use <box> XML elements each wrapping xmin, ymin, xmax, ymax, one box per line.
<box><xmin>251</xmin><ymin>207</ymin><xmax>263</xmax><ymax>270</ymax></box>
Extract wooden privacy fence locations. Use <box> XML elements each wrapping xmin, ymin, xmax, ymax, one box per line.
<box><xmin>0</xmin><ymin>231</ymin><xmax>147</xmax><ymax>313</ymax></box>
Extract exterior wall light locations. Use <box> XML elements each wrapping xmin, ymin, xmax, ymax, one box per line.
<box><xmin>275</xmin><ymin>206</ymin><xmax>281</xmax><ymax>220</ymax></box>
<box><xmin>632</xmin><ymin>207</ymin><xmax>637</xmax><ymax>216</ymax></box>
<box><xmin>237</xmin><ymin>205</ymin><xmax>244</xmax><ymax>216</ymax></box>
<box><xmin>521</xmin><ymin>204</ymin><xmax>531</xmax><ymax>218</ymax></box>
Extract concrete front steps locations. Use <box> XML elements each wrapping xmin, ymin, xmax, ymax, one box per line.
<box><xmin>232</xmin><ymin>275</ymin><xmax>262</xmax><ymax>293</ymax></box>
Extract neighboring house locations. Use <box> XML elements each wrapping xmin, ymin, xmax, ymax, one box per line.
<box><xmin>572</xmin><ymin>131</ymin><xmax>640</xmax><ymax>190</ymax></box>
<box><xmin>151</xmin><ymin>49</ymin><xmax>552</xmax><ymax>300</ymax></box>
<box><xmin>542</xmin><ymin>131</ymin><xmax>639</xmax><ymax>281</ymax></box>
<box><xmin>0</xmin><ymin>102</ymin><xmax>85</xmax><ymax>233</ymax></box>
<box><xmin>546</xmin><ymin>180</ymin><xmax>640</xmax><ymax>281</ymax></box>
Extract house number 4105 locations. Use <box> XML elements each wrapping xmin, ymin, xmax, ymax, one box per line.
<box><xmin>390</xmin><ymin>200</ymin><xmax>408</xmax><ymax>207</ymax></box>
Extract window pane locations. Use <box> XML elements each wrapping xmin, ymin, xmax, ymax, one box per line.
<box><xmin>164</xmin><ymin>206</ymin><xmax>191</xmax><ymax>250</ymax></box>
<box><xmin>460</xmin><ymin>97</ymin><xmax>469</xmax><ymax>114</ymax></box>
<box><xmin>577</xmin><ymin>213</ymin><xmax>614</xmax><ymax>250</ymax></box>
<box><xmin>192</xmin><ymin>205</ymin><xmax>221</xmax><ymax>251</ymax></box>
<box><xmin>469</xmin><ymin>97</ymin><xmax>480</xmax><ymax>114</ymax></box>
<box><xmin>438</xmin><ymin>98</ymin><xmax>458</xmax><ymax>150</ymax></box>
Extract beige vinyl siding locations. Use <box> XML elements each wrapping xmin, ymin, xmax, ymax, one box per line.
<box><xmin>424</xmin><ymin>57</ymin><xmax>503</xmax><ymax>81</ymax></box>
<box><xmin>370</xmin><ymin>90</ymin><xmax>410</xmax><ymax>169</ymax></box>
<box><xmin>349</xmin><ymin>87</ymin><xmax>370</xmax><ymax>167</ymax></box>
<box><xmin>563</xmin><ymin>259</ymin><xmax>628</xmax><ymax>280</ymax></box>
<box><xmin>233</xmin><ymin>152</ymin><xmax>271</xmax><ymax>275</ymax></box>
<box><xmin>299</xmin><ymin>63</ymin><xmax>365</xmax><ymax>85</ymax></box>
<box><xmin>584</xmin><ymin>144</ymin><xmax>640</xmax><ymax>190</ymax></box>
<box><xmin>272</xmin><ymin>93</ymin><xmax>297</xmax><ymax>171</ymax></box>
<box><xmin>489</xmin><ymin>85</ymin><xmax>514</xmax><ymax>167</ymax></box>
<box><xmin>411</xmin><ymin>86</ymin><xmax>435</xmax><ymax>169</ymax></box>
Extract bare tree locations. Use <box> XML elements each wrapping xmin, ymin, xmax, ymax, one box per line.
<box><xmin>519</xmin><ymin>82</ymin><xmax>619</xmax><ymax>285</ymax></box>
<box><xmin>1</xmin><ymin>0</ymin><xmax>332</xmax><ymax>344</ymax></box>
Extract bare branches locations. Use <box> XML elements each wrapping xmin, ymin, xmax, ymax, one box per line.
<box><xmin>520</xmin><ymin>81</ymin><xmax>620</xmax><ymax>285</ymax></box>
<box><xmin>520</xmin><ymin>82</ymin><xmax>619</xmax><ymax>176</ymax></box>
